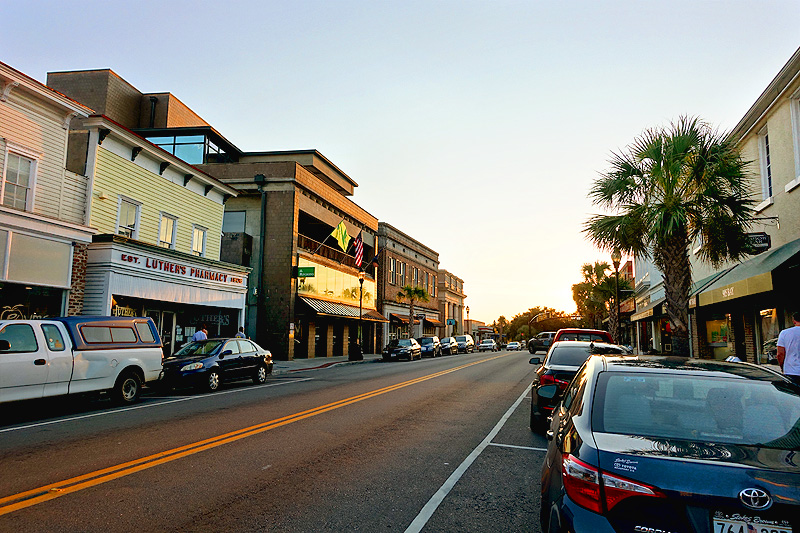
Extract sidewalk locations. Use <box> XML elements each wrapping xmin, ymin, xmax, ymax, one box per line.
<box><xmin>272</xmin><ymin>354</ymin><xmax>383</xmax><ymax>375</ymax></box>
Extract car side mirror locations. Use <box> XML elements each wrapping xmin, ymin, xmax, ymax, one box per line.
<box><xmin>537</xmin><ymin>384</ymin><xmax>558</xmax><ymax>399</ymax></box>
<box><xmin>220</xmin><ymin>349</ymin><xmax>233</xmax><ymax>358</ymax></box>
<box><xmin>0</xmin><ymin>339</ymin><xmax>10</xmax><ymax>351</ymax></box>
<box><xmin>529</xmin><ymin>356</ymin><xmax>541</xmax><ymax>365</ymax></box>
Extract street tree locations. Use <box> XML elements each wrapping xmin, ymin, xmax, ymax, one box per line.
<box><xmin>584</xmin><ymin>116</ymin><xmax>755</xmax><ymax>355</ymax></box>
<box><xmin>572</xmin><ymin>262</ymin><xmax>612</xmax><ymax>329</ymax></box>
<box><xmin>397</xmin><ymin>285</ymin><xmax>430</xmax><ymax>338</ymax></box>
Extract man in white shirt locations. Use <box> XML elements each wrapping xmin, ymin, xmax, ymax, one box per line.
<box><xmin>777</xmin><ymin>312</ymin><xmax>800</xmax><ymax>386</ymax></box>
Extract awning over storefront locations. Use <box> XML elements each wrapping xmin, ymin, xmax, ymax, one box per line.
<box><xmin>697</xmin><ymin>238</ymin><xmax>800</xmax><ymax>307</ymax></box>
<box><xmin>424</xmin><ymin>317</ymin><xmax>444</xmax><ymax>327</ymax></box>
<box><xmin>688</xmin><ymin>268</ymin><xmax>736</xmax><ymax>309</ymax></box>
<box><xmin>389</xmin><ymin>313</ymin><xmax>420</xmax><ymax>325</ymax></box>
<box><xmin>299</xmin><ymin>296</ymin><xmax>388</xmax><ymax>322</ymax></box>
<box><xmin>631</xmin><ymin>297</ymin><xmax>665</xmax><ymax>322</ymax></box>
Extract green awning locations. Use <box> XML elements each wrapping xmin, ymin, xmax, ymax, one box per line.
<box><xmin>697</xmin><ymin>237</ymin><xmax>800</xmax><ymax>307</ymax></box>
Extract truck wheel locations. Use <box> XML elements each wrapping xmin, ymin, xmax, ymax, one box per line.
<box><xmin>113</xmin><ymin>370</ymin><xmax>142</xmax><ymax>404</ymax></box>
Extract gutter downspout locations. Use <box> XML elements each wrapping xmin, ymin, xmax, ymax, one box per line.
<box><xmin>254</xmin><ymin>174</ymin><xmax>267</xmax><ymax>346</ymax></box>
<box><xmin>83</xmin><ymin>127</ymin><xmax>100</xmax><ymax>227</ymax></box>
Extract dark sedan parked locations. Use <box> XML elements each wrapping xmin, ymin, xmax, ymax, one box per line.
<box><xmin>440</xmin><ymin>337</ymin><xmax>458</xmax><ymax>355</ymax></box>
<box><xmin>382</xmin><ymin>338</ymin><xmax>421</xmax><ymax>361</ymax></box>
<box><xmin>529</xmin><ymin>341</ymin><xmax>627</xmax><ymax>431</ymax></box>
<box><xmin>417</xmin><ymin>336</ymin><xmax>441</xmax><ymax>357</ymax></box>
<box><xmin>540</xmin><ymin>355</ymin><xmax>800</xmax><ymax>533</ymax></box>
<box><xmin>160</xmin><ymin>338</ymin><xmax>273</xmax><ymax>392</ymax></box>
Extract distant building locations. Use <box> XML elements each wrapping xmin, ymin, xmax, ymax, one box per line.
<box><xmin>375</xmin><ymin>222</ymin><xmax>441</xmax><ymax>346</ymax></box>
<box><xmin>438</xmin><ymin>269</ymin><xmax>466</xmax><ymax>336</ymax></box>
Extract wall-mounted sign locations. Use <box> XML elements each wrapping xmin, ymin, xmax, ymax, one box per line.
<box><xmin>746</xmin><ymin>232</ymin><xmax>771</xmax><ymax>254</ymax></box>
<box><xmin>297</xmin><ymin>266</ymin><xmax>316</xmax><ymax>278</ymax></box>
<box><xmin>118</xmin><ymin>252</ymin><xmax>246</xmax><ymax>285</ymax></box>
<box><xmin>446</xmin><ymin>319</ymin><xmax>456</xmax><ymax>325</ymax></box>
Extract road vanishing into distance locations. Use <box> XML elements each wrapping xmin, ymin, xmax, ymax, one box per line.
<box><xmin>0</xmin><ymin>350</ymin><xmax>548</xmax><ymax>532</ymax></box>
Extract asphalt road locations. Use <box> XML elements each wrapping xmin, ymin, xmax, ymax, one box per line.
<box><xmin>0</xmin><ymin>349</ymin><xmax>548</xmax><ymax>532</ymax></box>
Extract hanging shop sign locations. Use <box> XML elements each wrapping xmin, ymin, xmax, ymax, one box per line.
<box><xmin>297</xmin><ymin>266</ymin><xmax>316</xmax><ymax>278</ymax></box>
<box><xmin>746</xmin><ymin>232</ymin><xmax>771</xmax><ymax>254</ymax></box>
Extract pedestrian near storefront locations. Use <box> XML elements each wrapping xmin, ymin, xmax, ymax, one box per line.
<box><xmin>777</xmin><ymin>312</ymin><xmax>800</xmax><ymax>386</ymax></box>
<box><xmin>235</xmin><ymin>326</ymin><xmax>246</xmax><ymax>338</ymax></box>
<box><xmin>192</xmin><ymin>324</ymin><xmax>208</xmax><ymax>342</ymax></box>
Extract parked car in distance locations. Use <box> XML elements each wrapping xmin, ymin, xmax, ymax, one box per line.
<box><xmin>417</xmin><ymin>336</ymin><xmax>441</xmax><ymax>357</ymax></box>
<box><xmin>0</xmin><ymin>316</ymin><xmax>163</xmax><ymax>405</ymax></box>
<box><xmin>529</xmin><ymin>341</ymin><xmax>627</xmax><ymax>431</ymax></box>
<box><xmin>552</xmin><ymin>328</ymin><xmax>614</xmax><ymax>344</ymax></box>
<box><xmin>160</xmin><ymin>338</ymin><xmax>273</xmax><ymax>392</ymax></box>
<box><xmin>539</xmin><ymin>354</ymin><xmax>800</xmax><ymax>533</ymax></box>
<box><xmin>440</xmin><ymin>337</ymin><xmax>458</xmax><ymax>355</ymax></box>
<box><xmin>529</xmin><ymin>331</ymin><xmax>556</xmax><ymax>353</ymax></box>
<box><xmin>382</xmin><ymin>338</ymin><xmax>422</xmax><ymax>361</ymax></box>
<box><xmin>455</xmin><ymin>334</ymin><xmax>475</xmax><ymax>353</ymax></box>
<box><xmin>506</xmin><ymin>341</ymin><xmax>521</xmax><ymax>351</ymax></box>
<box><xmin>478</xmin><ymin>339</ymin><xmax>498</xmax><ymax>352</ymax></box>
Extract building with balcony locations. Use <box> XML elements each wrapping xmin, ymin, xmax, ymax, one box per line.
<box><xmin>375</xmin><ymin>222</ymin><xmax>442</xmax><ymax>347</ymax></box>
<box><xmin>0</xmin><ymin>61</ymin><xmax>94</xmax><ymax>319</ymax></box>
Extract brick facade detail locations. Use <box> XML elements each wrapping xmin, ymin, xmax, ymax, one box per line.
<box><xmin>67</xmin><ymin>243</ymin><xmax>89</xmax><ymax>316</ymax></box>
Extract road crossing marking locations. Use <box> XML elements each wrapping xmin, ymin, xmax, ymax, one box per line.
<box><xmin>0</xmin><ymin>353</ymin><xmax>512</xmax><ymax>517</ymax></box>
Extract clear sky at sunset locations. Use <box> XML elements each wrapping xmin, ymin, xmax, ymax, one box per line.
<box><xmin>4</xmin><ymin>1</ymin><xmax>799</xmax><ymax>324</ymax></box>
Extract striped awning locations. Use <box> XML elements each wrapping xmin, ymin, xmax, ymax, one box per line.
<box><xmin>299</xmin><ymin>296</ymin><xmax>388</xmax><ymax>322</ymax></box>
<box><xmin>424</xmin><ymin>317</ymin><xmax>444</xmax><ymax>327</ymax></box>
<box><xmin>390</xmin><ymin>313</ymin><xmax>420</xmax><ymax>325</ymax></box>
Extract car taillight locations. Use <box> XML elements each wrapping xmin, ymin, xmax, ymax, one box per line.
<box><xmin>562</xmin><ymin>455</ymin><xmax>664</xmax><ymax>514</ymax></box>
<box><xmin>540</xmin><ymin>374</ymin><xmax>570</xmax><ymax>390</ymax></box>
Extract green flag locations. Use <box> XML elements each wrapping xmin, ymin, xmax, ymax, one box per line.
<box><xmin>330</xmin><ymin>220</ymin><xmax>351</xmax><ymax>251</ymax></box>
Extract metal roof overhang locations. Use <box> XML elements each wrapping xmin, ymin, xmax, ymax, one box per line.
<box><xmin>299</xmin><ymin>296</ymin><xmax>388</xmax><ymax>322</ymax></box>
<box><xmin>697</xmin><ymin>238</ymin><xmax>800</xmax><ymax>307</ymax></box>
<box><xmin>390</xmin><ymin>313</ymin><xmax>420</xmax><ymax>325</ymax></box>
<box><xmin>424</xmin><ymin>317</ymin><xmax>444</xmax><ymax>327</ymax></box>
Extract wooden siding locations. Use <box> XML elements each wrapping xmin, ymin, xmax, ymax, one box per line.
<box><xmin>0</xmin><ymin>90</ymin><xmax>85</xmax><ymax>222</ymax></box>
<box><xmin>92</xmin><ymin>148</ymin><xmax>223</xmax><ymax>260</ymax></box>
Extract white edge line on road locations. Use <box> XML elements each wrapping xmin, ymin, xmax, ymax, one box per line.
<box><xmin>404</xmin><ymin>384</ymin><xmax>532</xmax><ymax>533</ymax></box>
<box><xmin>487</xmin><ymin>442</ymin><xmax>548</xmax><ymax>452</ymax></box>
<box><xmin>0</xmin><ymin>377</ymin><xmax>314</xmax><ymax>434</ymax></box>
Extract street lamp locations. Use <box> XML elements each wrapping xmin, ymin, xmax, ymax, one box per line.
<box><xmin>611</xmin><ymin>249</ymin><xmax>622</xmax><ymax>344</ymax></box>
<box><xmin>353</xmin><ymin>270</ymin><xmax>365</xmax><ymax>361</ymax></box>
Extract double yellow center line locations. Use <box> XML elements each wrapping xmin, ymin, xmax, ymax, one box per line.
<box><xmin>0</xmin><ymin>353</ymin><xmax>510</xmax><ymax>516</ymax></box>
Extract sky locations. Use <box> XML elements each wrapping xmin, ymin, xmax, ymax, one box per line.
<box><xmin>3</xmin><ymin>1</ymin><xmax>799</xmax><ymax>324</ymax></box>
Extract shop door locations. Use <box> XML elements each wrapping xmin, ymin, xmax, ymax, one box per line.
<box><xmin>146</xmin><ymin>310</ymin><xmax>176</xmax><ymax>357</ymax></box>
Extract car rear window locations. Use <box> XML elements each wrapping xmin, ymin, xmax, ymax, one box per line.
<box><xmin>547</xmin><ymin>345</ymin><xmax>595</xmax><ymax>366</ymax></box>
<box><xmin>594</xmin><ymin>372</ymin><xmax>800</xmax><ymax>448</ymax></box>
<box><xmin>558</xmin><ymin>332</ymin><xmax>609</xmax><ymax>342</ymax></box>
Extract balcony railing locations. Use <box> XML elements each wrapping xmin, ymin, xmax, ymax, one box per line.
<box><xmin>298</xmin><ymin>234</ymin><xmax>359</xmax><ymax>269</ymax></box>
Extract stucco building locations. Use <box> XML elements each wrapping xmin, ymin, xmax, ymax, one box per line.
<box><xmin>438</xmin><ymin>269</ymin><xmax>466</xmax><ymax>337</ymax></box>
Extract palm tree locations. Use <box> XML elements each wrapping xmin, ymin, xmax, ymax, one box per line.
<box><xmin>397</xmin><ymin>285</ymin><xmax>430</xmax><ymax>338</ymax></box>
<box><xmin>584</xmin><ymin>116</ymin><xmax>755</xmax><ymax>356</ymax></box>
<box><xmin>572</xmin><ymin>262</ymin><xmax>611</xmax><ymax>329</ymax></box>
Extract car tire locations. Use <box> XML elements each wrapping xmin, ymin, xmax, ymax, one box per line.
<box><xmin>206</xmin><ymin>369</ymin><xmax>221</xmax><ymax>392</ymax></box>
<box><xmin>382</xmin><ymin>354</ymin><xmax>391</xmax><ymax>361</ymax></box>
<box><xmin>112</xmin><ymin>370</ymin><xmax>141</xmax><ymax>405</ymax></box>
<box><xmin>253</xmin><ymin>364</ymin><xmax>268</xmax><ymax>384</ymax></box>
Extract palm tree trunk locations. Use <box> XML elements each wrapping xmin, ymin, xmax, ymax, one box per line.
<box><xmin>408</xmin><ymin>299</ymin><xmax>415</xmax><ymax>339</ymax></box>
<box><xmin>657</xmin><ymin>233</ymin><xmax>692</xmax><ymax>356</ymax></box>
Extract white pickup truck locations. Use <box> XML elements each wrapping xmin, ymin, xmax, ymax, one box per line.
<box><xmin>0</xmin><ymin>316</ymin><xmax>163</xmax><ymax>405</ymax></box>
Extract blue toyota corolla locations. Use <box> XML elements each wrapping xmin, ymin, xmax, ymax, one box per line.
<box><xmin>540</xmin><ymin>355</ymin><xmax>800</xmax><ymax>533</ymax></box>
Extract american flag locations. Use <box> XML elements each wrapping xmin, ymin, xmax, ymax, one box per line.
<box><xmin>354</xmin><ymin>231</ymin><xmax>363</xmax><ymax>267</ymax></box>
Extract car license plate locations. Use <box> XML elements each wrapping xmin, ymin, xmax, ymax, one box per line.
<box><xmin>713</xmin><ymin>517</ymin><xmax>792</xmax><ymax>533</ymax></box>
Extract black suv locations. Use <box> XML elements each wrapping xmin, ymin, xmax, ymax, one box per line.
<box><xmin>528</xmin><ymin>331</ymin><xmax>556</xmax><ymax>353</ymax></box>
<box><xmin>455</xmin><ymin>334</ymin><xmax>475</xmax><ymax>353</ymax></box>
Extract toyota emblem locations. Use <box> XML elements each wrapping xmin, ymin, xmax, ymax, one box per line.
<box><xmin>739</xmin><ymin>488</ymin><xmax>771</xmax><ymax>510</ymax></box>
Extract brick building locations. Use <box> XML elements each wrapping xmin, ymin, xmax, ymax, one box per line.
<box><xmin>375</xmin><ymin>222</ymin><xmax>442</xmax><ymax>347</ymax></box>
<box><xmin>438</xmin><ymin>269</ymin><xmax>467</xmax><ymax>337</ymax></box>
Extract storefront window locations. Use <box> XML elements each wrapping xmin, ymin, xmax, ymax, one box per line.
<box><xmin>758</xmin><ymin>308</ymin><xmax>779</xmax><ymax>363</ymax></box>
<box><xmin>706</xmin><ymin>314</ymin><xmax>734</xmax><ymax>360</ymax></box>
<box><xmin>297</xmin><ymin>258</ymin><xmax>376</xmax><ymax>308</ymax></box>
<box><xmin>0</xmin><ymin>284</ymin><xmax>64</xmax><ymax>319</ymax></box>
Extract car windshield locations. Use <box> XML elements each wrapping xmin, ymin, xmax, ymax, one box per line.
<box><xmin>419</xmin><ymin>338</ymin><xmax>434</xmax><ymax>345</ymax></box>
<box><xmin>455</xmin><ymin>336</ymin><xmax>467</xmax><ymax>342</ymax></box>
<box><xmin>480</xmin><ymin>340</ymin><xmax>493</xmax><ymax>344</ymax></box>
<box><xmin>174</xmin><ymin>340</ymin><xmax>225</xmax><ymax>356</ymax></box>
<box><xmin>594</xmin><ymin>372</ymin><xmax>800</xmax><ymax>449</ymax></box>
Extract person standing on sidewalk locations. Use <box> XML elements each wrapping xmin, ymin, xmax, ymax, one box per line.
<box><xmin>235</xmin><ymin>326</ymin><xmax>246</xmax><ymax>339</ymax></box>
<box><xmin>777</xmin><ymin>312</ymin><xmax>800</xmax><ymax>386</ymax></box>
